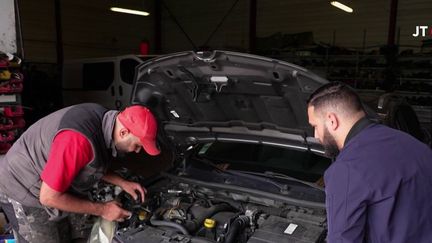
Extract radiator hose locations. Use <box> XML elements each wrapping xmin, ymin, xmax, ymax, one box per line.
<box><xmin>224</xmin><ymin>216</ymin><xmax>250</xmax><ymax>243</ymax></box>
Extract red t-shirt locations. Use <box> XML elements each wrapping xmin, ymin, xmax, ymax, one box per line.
<box><xmin>40</xmin><ymin>130</ymin><xmax>94</xmax><ymax>192</ymax></box>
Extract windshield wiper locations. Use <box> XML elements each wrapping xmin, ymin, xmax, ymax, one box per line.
<box><xmin>233</xmin><ymin>170</ymin><xmax>324</xmax><ymax>191</ymax></box>
<box><xmin>221</xmin><ymin>169</ymin><xmax>291</xmax><ymax>194</ymax></box>
<box><xmin>193</xmin><ymin>156</ymin><xmax>324</xmax><ymax>191</ymax></box>
<box><xmin>192</xmin><ymin>157</ymin><xmax>291</xmax><ymax>194</ymax></box>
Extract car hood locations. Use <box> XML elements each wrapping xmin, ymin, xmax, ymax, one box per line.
<box><xmin>131</xmin><ymin>50</ymin><xmax>327</xmax><ymax>153</ymax></box>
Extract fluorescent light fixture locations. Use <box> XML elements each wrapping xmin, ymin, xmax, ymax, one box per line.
<box><xmin>110</xmin><ymin>7</ymin><xmax>150</xmax><ymax>16</ymax></box>
<box><xmin>330</xmin><ymin>1</ymin><xmax>353</xmax><ymax>13</ymax></box>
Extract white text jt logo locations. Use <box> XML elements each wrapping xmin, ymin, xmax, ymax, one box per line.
<box><xmin>413</xmin><ymin>26</ymin><xmax>431</xmax><ymax>37</ymax></box>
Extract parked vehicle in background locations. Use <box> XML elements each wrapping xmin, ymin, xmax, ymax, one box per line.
<box><xmin>62</xmin><ymin>55</ymin><xmax>157</xmax><ymax>109</ymax></box>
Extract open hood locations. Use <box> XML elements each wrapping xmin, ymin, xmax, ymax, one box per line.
<box><xmin>131</xmin><ymin>50</ymin><xmax>327</xmax><ymax>153</ymax></box>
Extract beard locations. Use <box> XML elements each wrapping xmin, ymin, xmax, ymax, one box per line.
<box><xmin>322</xmin><ymin>126</ymin><xmax>340</xmax><ymax>159</ymax></box>
<box><xmin>114</xmin><ymin>138</ymin><xmax>131</xmax><ymax>157</ymax></box>
<box><xmin>114</xmin><ymin>143</ymin><xmax>127</xmax><ymax>158</ymax></box>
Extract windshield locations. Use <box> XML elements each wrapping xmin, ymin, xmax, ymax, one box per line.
<box><xmin>196</xmin><ymin>141</ymin><xmax>331</xmax><ymax>183</ymax></box>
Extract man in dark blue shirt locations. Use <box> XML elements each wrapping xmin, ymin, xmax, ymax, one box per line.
<box><xmin>307</xmin><ymin>82</ymin><xmax>432</xmax><ymax>243</ymax></box>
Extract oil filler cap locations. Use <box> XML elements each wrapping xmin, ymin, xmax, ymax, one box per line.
<box><xmin>204</xmin><ymin>218</ymin><xmax>216</xmax><ymax>229</ymax></box>
<box><xmin>137</xmin><ymin>209</ymin><xmax>152</xmax><ymax>221</ymax></box>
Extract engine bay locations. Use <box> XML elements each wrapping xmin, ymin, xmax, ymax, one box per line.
<box><xmin>92</xmin><ymin>173</ymin><xmax>327</xmax><ymax>243</ymax></box>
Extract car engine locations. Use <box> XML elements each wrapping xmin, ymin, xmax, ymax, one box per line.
<box><xmin>91</xmin><ymin>175</ymin><xmax>327</xmax><ymax>243</ymax></box>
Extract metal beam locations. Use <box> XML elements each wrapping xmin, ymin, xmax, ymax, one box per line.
<box><xmin>54</xmin><ymin>0</ymin><xmax>63</xmax><ymax>66</ymax></box>
<box><xmin>154</xmin><ymin>0</ymin><xmax>162</xmax><ymax>53</ymax></box>
<box><xmin>249</xmin><ymin>0</ymin><xmax>257</xmax><ymax>53</ymax></box>
<box><xmin>387</xmin><ymin>0</ymin><xmax>398</xmax><ymax>45</ymax></box>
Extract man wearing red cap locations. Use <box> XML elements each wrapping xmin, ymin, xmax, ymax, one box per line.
<box><xmin>0</xmin><ymin>103</ymin><xmax>160</xmax><ymax>242</ymax></box>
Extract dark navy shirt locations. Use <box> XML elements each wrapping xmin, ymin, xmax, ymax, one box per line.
<box><xmin>324</xmin><ymin>120</ymin><xmax>432</xmax><ymax>243</ymax></box>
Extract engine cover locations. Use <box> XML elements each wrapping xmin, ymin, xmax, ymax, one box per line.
<box><xmin>247</xmin><ymin>215</ymin><xmax>325</xmax><ymax>243</ymax></box>
<box><xmin>115</xmin><ymin>226</ymin><xmax>195</xmax><ymax>243</ymax></box>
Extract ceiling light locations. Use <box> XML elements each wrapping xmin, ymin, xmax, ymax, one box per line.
<box><xmin>110</xmin><ymin>7</ymin><xmax>150</xmax><ymax>16</ymax></box>
<box><xmin>330</xmin><ymin>1</ymin><xmax>353</xmax><ymax>13</ymax></box>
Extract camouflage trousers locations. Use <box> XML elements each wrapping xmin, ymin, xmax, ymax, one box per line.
<box><xmin>0</xmin><ymin>194</ymin><xmax>92</xmax><ymax>243</ymax></box>
<box><xmin>0</xmin><ymin>199</ymin><xmax>71</xmax><ymax>242</ymax></box>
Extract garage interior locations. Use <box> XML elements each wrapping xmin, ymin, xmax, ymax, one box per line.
<box><xmin>2</xmin><ymin>0</ymin><xmax>430</xmax><ymax>135</ymax></box>
<box><xmin>0</xmin><ymin>0</ymin><xmax>432</xmax><ymax>242</ymax></box>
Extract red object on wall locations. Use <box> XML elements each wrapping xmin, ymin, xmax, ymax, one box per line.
<box><xmin>4</xmin><ymin>106</ymin><xmax>24</xmax><ymax>117</ymax></box>
<box><xmin>11</xmin><ymin>117</ymin><xmax>25</xmax><ymax>129</ymax></box>
<box><xmin>140</xmin><ymin>41</ymin><xmax>149</xmax><ymax>55</ymax></box>
<box><xmin>0</xmin><ymin>131</ymin><xmax>15</xmax><ymax>142</ymax></box>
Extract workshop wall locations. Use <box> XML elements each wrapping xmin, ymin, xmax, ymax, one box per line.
<box><xmin>19</xmin><ymin>0</ymin><xmax>154</xmax><ymax>62</ymax></box>
<box><xmin>19</xmin><ymin>0</ymin><xmax>57</xmax><ymax>62</ymax></box>
<box><xmin>256</xmin><ymin>0</ymin><xmax>390</xmax><ymax>48</ymax></box>
<box><xmin>0</xmin><ymin>0</ymin><xmax>17</xmax><ymax>53</ymax></box>
<box><xmin>398</xmin><ymin>0</ymin><xmax>432</xmax><ymax>47</ymax></box>
<box><xmin>160</xmin><ymin>0</ymin><xmax>250</xmax><ymax>53</ymax></box>
<box><xmin>159</xmin><ymin>0</ymin><xmax>431</xmax><ymax>51</ymax></box>
<box><xmin>61</xmin><ymin>0</ymin><xmax>154</xmax><ymax>59</ymax></box>
<box><xmin>17</xmin><ymin>0</ymin><xmax>432</xmax><ymax>61</ymax></box>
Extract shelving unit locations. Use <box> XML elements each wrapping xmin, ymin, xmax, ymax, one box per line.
<box><xmin>397</xmin><ymin>55</ymin><xmax>432</xmax><ymax>93</ymax></box>
<box><xmin>0</xmin><ymin>53</ymin><xmax>25</xmax><ymax>154</ymax></box>
<box><xmin>269</xmin><ymin>47</ymin><xmax>432</xmax><ymax>93</ymax></box>
<box><xmin>394</xmin><ymin>55</ymin><xmax>432</xmax><ymax>136</ymax></box>
<box><xmin>269</xmin><ymin>48</ymin><xmax>432</xmax><ymax>140</ymax></box>
<box><xmin>272</xmin><ymin>52</ymin><xmax>387</xmax><ymax>89</ymax></box>
<box><xmin>0</xmin><ymin>0</ymin><xmax>25</xmax><ymax>154</ymax></box>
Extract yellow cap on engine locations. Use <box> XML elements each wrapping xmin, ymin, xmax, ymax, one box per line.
<box><xmin>204</xmin><ymin>218</ymin><xmax>216</xmax><ymax>229</ymax></box>
<box><xmin>138</xmin><ymin>210</ymin><xmax>149</xmax><ymax>221</ymax></box>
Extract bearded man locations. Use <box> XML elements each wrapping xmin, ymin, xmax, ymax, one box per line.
<box><xmin>307</xmin><ymin>82</ymin><xmax>432</xmax><ymax>243</ymax></box>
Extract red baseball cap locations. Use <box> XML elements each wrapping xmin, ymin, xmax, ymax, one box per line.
<box><xmin>117</xmin><ymin>105</ymin><xmax>160</xmax><ymax>156</ymax></box>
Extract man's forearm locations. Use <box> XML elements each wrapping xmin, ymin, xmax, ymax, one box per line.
<box><xmin>40</xmin><ymin>182</ymin><xmax>131</xmax><ymax>221</ymax></box>
<box><xmin>40</xmin><ymin>190</ymin><xmax>105</xmax><ymax>216</ymax></box>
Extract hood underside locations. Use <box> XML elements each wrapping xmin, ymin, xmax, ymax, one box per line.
<box><xmin>131</xmin><ymin>50</ymin><xmax>327</xmax><ymax>151</ymax></box>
